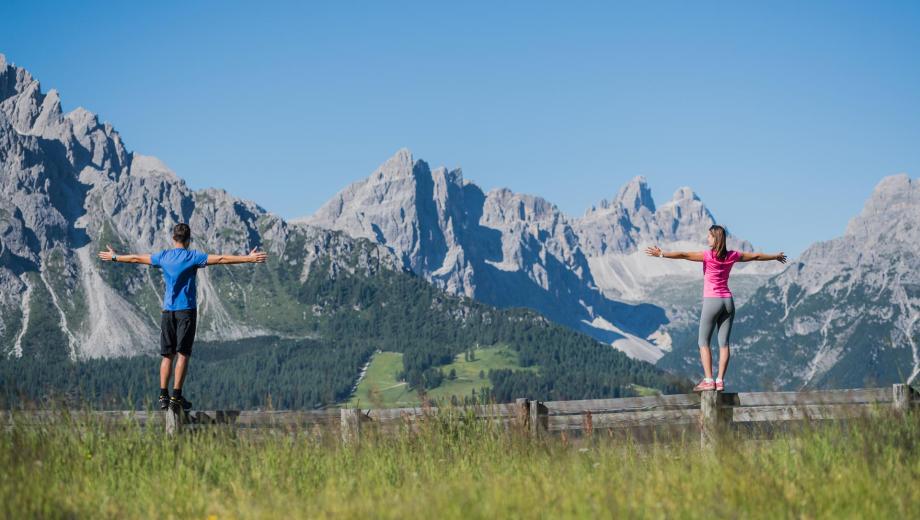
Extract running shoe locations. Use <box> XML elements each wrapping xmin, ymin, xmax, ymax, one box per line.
<box><xmin>158</xmin><ymin>395</ymin><xmax>170</xmax><ymax>410</ymax></box>
<box><xmin>715</xmin><ymin>379</ymin><xmax>725</xmax><ymax>392</ymax></box>
<box><xmin>169</xmin><ymin>395</ymin><xmax>193</xmax><ymax>413</ymax></box>
<box><xmin>693</xmin><ymin>379</ymin><xmax>716</xmax><ymax>392</ymax></box>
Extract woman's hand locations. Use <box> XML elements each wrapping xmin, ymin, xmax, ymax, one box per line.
<box><xmin>775</xmin><ymin>252</ymin><xmax>787</xmax><ymax>264</ymax></box>
<box><xmin>645</xmin><ymin>246</ymin><xmax>663</xmax><ymax>258</ymax></box>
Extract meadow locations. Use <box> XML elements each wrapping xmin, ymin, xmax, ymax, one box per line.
<box><xmin>2</xmin><ymin>408</ymin><xmax>918</xmax><ymax>519</ymax></box>
<box><xmin>349</xmin><ymin>346</ymin><xmax>537</xmax><ymax>408</ymax></box>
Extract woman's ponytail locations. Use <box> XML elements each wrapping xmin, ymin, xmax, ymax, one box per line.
<box><xmin>709</xmin><ymin>225</ymin><xmax>728</xmax><ymax>261</ymax></box>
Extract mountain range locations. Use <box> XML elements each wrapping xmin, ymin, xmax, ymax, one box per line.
<box><xmin>0</xmin><ymin>54</ymin><xmax>686</xmax><ymax>407</ymax></box>
<box><xmin>298</xmin><ymin>149</ymin><xmax>784</xmax><ymax>363</ymax></box>
<box><xmin>0</xmin><ymin>53</ymin><xmax>916</xmax><ymax>395</ymax></box>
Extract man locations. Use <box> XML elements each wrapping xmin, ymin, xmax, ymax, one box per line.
<box><xmin>98</xmin><ymin>223</ymin><xmax>268</xmax><ymax>412</ymax></box>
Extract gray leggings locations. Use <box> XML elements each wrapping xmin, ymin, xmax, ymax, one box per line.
<box><xmin>699</xmin><ymin>297</ymin><xmax>735</xmax><ymax>348</ymax></box>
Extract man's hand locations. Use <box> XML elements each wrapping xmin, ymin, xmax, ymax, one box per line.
<box><xmin>248</xmin><ymin>247</ymin><xmax>268</xmax><ymax>264</ymax></box>
<box><xmin>98</xmin><ymin>244</ymin><xmax>116</xmax><ymax>262</ymax></box>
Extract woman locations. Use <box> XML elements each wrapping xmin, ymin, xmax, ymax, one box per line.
<box><xmin>645</xmin><ymin>225</ymin><xmax>786</xmax><ymax>392</ymax></box>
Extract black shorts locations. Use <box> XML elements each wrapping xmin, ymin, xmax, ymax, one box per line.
<box><xmin>160</xmin><ymin>309</ymin><xmax>198</xmax><ymax>356</ymax></box>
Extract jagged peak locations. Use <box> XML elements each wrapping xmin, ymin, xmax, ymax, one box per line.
<box><xmin>860</xmin><ymin>173</ymin><xmax>916</xmax><ymax>210</ymax></box>
<box><xmin>128</xmin><ymin>154</ymin><xmax>179</xmax><ymax>181</ymax></box>
<box><xmin>2</xmin><ymin>57</ymin><xmax>38</xmax><ymax>95</ymax></box>
<box><xmin>38</xmin><ymin>88</ymin><xmax>62</xmax><ymax>113</ymax></box>
<box><xmin>448</xmin><ymin>167</ymin><xmax>463</xmax><ymax>184</ymax></box>
<box><xmin>430</xmin><ymin>165</ymin><xmax>465</xmax><ymax>186</ymax></box>
<box><xmin>194</xmin><ymin>186</ymin><xmax>268</xmax><ymax>216</ymax></box>
<box><xmin>66</xmin><ymin>106</ymin><xmax>98</xmax><ymax>124</ymax></box>
<box><xmin>845</xmin><ymin>173</ymin><xmax>918</xmax><ymax>238</ymax></box>
<box><xmin>611</xmin><ymin>175</ymin><xmax>655</xmax><ymax>213</ymax></box>
<box><xmin>870</xmin><ymin>173</ymin><xmax>912</xmax><ymax>195</ymax></box>
<box><xmin>670</xmin><ymin>186</ymin><xmax>700</xmax><ymax>202</ymax></box>
<box><xmin>372</xmin><ymin>148</ymin><xmax>415</xmax><ymax>179</ymax></box>
<box><xmin>486</xmin><ymin>187</ymin><xmax>560</xmax><ymax>217</ymax></box>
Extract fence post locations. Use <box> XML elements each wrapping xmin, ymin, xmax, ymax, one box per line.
<box><xmin>165</xmin><ymin>408</ymin><xmax>181</xmax><ymax>436</ymax></box>
<box><xmin>892</xmin><ymin>384</ymin><xmax>912</xmax><ymax>414</ymax></box>
<box><xmin>515</xmin><ymin>398</ymin><xmax>530</xmax><ymax>431</ymax></box>
<box><xmin>583</xmin><ymin>411</ymin><xmax>594</xmax><ymax>437</ymax></box>
<box><xmin>700</xmin><ymin>390</ymin><xmax>723</xmax><ymax>450</ymax></box>
<box><xmin>341</xmin><ymin>408</ymin><xmax>362</xmax><ymax>445</ymax></box>
<box><xmin>529</xmin><ymin>400</ymin><xmax>548</xmax><ymax>435</ymax></box>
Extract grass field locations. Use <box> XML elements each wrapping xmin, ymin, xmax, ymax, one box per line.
<box><xmin>2</xmin><ymin>409</ymin><xmax>918</xmax><ymax>518</ymax></box>
<box><xmin>349</xmin><ymin>345</ymin><xmax>536</xmax><ymax>408</ymax></box>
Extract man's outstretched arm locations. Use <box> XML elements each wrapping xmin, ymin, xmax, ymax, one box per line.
<box><xmin>206</xmin><ymin>247</ymin><xmax>268</xmax><ymax>266</ymax></box>
<box><xmin>97</xmin><ymin>245</ymin><xmax>152</xmax><ymax>264</ymax></box>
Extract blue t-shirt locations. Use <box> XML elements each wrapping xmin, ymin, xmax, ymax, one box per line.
<box><xmin>150</xmin><ymin>248</ymin><xmax>209</xmax><ymax>311</ymax></box>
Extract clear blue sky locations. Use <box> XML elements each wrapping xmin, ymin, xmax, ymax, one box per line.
<box><xmin>3</xmin><ymin>1</ymin><xmax>919</xmax><ymax>257</ymax></box>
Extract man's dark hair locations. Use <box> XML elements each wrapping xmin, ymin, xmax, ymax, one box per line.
<box><xmin>172</xmin><ymin>223</ymin><xmax>192</xmax><ymax>245</ymax></box>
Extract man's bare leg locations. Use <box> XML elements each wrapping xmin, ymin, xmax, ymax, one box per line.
<box><xmin>173</xmin><ymin>353</ymin><xmax>191</xmax><ymax>390</ymax></box>
<box><xmin>160</xmin><ymin>354</ymin><xmax>175</xmax><ymax>389</ymax></box>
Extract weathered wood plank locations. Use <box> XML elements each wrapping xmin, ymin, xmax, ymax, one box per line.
<box><xmin>366</xmin><ymin>403</ymin><xmax>519</xmax><ymax>422</ymax></box>
<box><xmin>732</xmin><ymin>403</ymin><xmax>874</xmax><ymax>422</ymax></box>
<box><xmin>232</xmin><ymin>410</ymin><xmax>340</xmax><ymax>427</ymax></box>
<box><xmin>544</xmin><ymin>394</ymin><xmax>702</xmax><ymax>415</ymax></box>
<box><xmin>727</xmin><ymin>388</ymin><xmax>889</xmax><ymax>407</ymax></box>
<box><xmin>549</xmin><ymin>409</ymin><xmax>701</xmax><ymax>431</ymax></box>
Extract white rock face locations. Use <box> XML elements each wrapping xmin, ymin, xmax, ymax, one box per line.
<box><xmin>301</xmin><ymin>151</ymin><xmax>782</xmax><ymax>360</ymax></box>
<box><xmin>0</xmin><ymin>55</ymin><xmax>400</xmax><ymax>360</ymax></box>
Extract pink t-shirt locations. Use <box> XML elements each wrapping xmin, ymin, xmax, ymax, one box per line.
<box><xmin>702</xmin><ymin>250</ymin><xmax>741</xmax><ymax>298</ymax></box>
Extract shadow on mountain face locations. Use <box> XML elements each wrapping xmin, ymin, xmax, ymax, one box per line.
<box><xmin>458</xmin><ymin>182</ymin><xmax>503</xmax><ymax>264</ymax></box>
<box><xmin>446</xmin><ymin>182</ymin><xmax>669</xmax><ymax>342</ymax></box>
<box><xmin>34</xmin><ymin>135</ymin><xmax>91</xmax><ymax>250</ymax></box>
<box><xmin>411</xmin><ymin>160</ymin><xmax>450</xmax><ymax>273</ymax></box>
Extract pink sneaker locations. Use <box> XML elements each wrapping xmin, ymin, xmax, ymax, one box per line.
<box><xmin>693</xmin><ymin>379</ymin><xmax>716</xmax><ymax>392</ymax></box>
<box><xmin>715</xmin><ymin>379</ymin><xmax>724</xmax><ymax>391</ymax></box>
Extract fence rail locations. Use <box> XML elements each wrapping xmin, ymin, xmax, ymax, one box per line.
<box><xmin>4</xmin><ymin>384</ymin><xmax>917</xmax><ymax>447</ymax></box>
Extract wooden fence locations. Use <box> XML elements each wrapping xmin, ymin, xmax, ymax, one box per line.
<box><xmin>5</xmin><ymin>384</ymin><xmax>918</xmax><ymax>448</ymax></box>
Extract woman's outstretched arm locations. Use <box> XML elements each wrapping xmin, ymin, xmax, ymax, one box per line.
<box><xmin>738</xmin><ymin>252</ymin><xmax>787</xmax><ymax>263</ymax></box>
<box><xmin>644</xmin><ymin>246</ymin><xmax>705</xmax><ymax>262</ymax></box>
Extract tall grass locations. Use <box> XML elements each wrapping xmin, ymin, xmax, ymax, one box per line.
<box><xmin>2</xmin><ymin>408</ymin><xmax>918</xmax><ymax>519</ymax></box>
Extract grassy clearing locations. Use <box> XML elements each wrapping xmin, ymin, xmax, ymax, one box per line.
<box><xmin>629</xmin><ymin>383</ymin><xmax>661</xmax><ymax>397</ymax></box>
<box><xmin>2</xmin><ymin>409</ymin><xmax>918</xmax><ymax>518</ymax></box>
<box><xmin>349</xmin><ymin>351</ymin><xmax>413</xmax><ymax>408</ymax></box>
<box><xmin>349</xmin><ymin>346</ymin><xmax>535</xmax><ymax>408</ymax></box>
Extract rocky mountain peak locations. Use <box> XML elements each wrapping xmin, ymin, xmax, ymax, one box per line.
<box><xmin>374</xmin><ymin>147</ymin><xmax>416</xmax><ymax>180</ymax></box>
<box><xmin>670</xmin><ymin>186</ymin><xmax>699</xmax><ymax>202</ymax></box>
<box><xmin>612</xmin><ymin>175</ymin><xmax>656</xmax><ymax>213</ymax></box>
<box><xmin>845</xmin><ymin>174</ymin><xmax>918</xmax><ymax>243</ymax></box>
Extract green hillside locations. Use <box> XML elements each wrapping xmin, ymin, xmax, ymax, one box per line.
<box><xmin>2</xmin><ymin>232</ymin><xmax>689</xmax><ymax>409</ymax></box>
<box><xmin>349</xmin><ymin>346</ymin><xmax>537</xmax><ymax>408</ymax></box>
